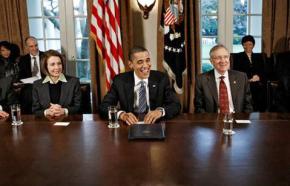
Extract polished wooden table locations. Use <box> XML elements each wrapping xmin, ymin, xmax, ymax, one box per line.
<box><xmin>0</xmin><ymin>113</ymin><xmax>290</xmax><ymax>185</ymax></box>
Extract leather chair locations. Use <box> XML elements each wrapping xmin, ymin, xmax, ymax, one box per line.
<box><xmin>267</xmin><ymin>51</ymin><xmax>290</xmax><ymax>111</ymax></box>
<box><xmin>80</xmin><ymin>83</ymin><xmax>92</xmax><ymax>114</ymax></box>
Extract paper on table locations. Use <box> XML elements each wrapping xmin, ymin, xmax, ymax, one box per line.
<box><xmin>20</xmin><ymin>76</ymin><xmax>39</xmax><ymax>84</ymax></box>
<box><xmin>235</xmin><ymin>120</ymin><xmax>251</xmax><ymax>124</ymax></box>
<box><xmin>136</xmin><ymin>121</ymin><xmax>145</xmax><ymax>124</ymax></box>
<box><xmin>54</xmin><ymin>122</ymin><xmax>70</xmax><ymax>126</ymax></box>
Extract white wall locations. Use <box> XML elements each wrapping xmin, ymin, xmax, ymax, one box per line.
<box><xmin>131</xmin><ymin>1</ymin><xmax>159</xmax><ymax>70</ymax></box>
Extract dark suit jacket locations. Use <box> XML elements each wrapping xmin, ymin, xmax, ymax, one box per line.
<box><xmin>18</xmin><ymin>51</ymin><xmax>45</xmax><ymax>79</ymax></box>
<box><xmin>232</xmin><ymin>52</ymin><xmax>266</xmax><ymax>82</ymax></box>
<box><xmin>32</xmin><ymin>75</ymin><xmax>81</xmax><ymax>116</ymax></box>
<box><xmin>194</xmin><ymin>70</ymin><xmax>253</xmax><ymax>113</ymax></box>
<box><xmin>18</xmin><ymin>51</ymin><xmax>45</xmax><ymax>114</ymax></box>
<box><xmin>99</xmin><ymin>70</ymin><xmax>181</xmax><ymax>119</ymax></box>
<box><xmin>0</xmin><ymin>76</ymin><xmax>17</xmax><ymax>112</ymax></box>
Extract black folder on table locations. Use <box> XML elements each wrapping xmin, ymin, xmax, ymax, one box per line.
<box><xmin>128</xmin><ymin>123</ymin><xmax>166</xmax><ymax>140</ymax></box>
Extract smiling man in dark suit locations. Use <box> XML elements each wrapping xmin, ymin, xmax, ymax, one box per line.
<box><xmin>99</xmin><ymin>46</ymin><xmax>181</xmax><ymax>125</ymax></box>
<box><xmin>195</xmin><ymin>44</ymin><xmax>253</xmax><ymax>113</ymax></box>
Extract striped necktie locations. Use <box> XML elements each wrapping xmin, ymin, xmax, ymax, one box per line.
<box><xmin>32</xmin><ymin>57</ymin><xmax>39</xmax><ymax>76</ymax></box>
<box><xmin>138</xmin><ymin>81</ymin><xmax>147</xmax><ymax>113</ymax></box>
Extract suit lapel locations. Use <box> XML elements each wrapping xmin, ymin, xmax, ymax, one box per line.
<box><xmin>148</xmin><ymin>74</ymin><xmax>158</xmax><ymax>109</ymax></box>
<box><xmin>242</xmin><ymin>52</ymin><xmax>251</xmax><ymax>64</ymax></box>
<box><xmin>207</xmin><ymin>71</ymin><xmax>218</xmax><ymax>105</ymax></box>
<box><xmin>59</xmin><ymin>81</ymin><xmax>68</xmax><ymax>106</ymax></box>
<box><xmin>229</xmin><ymin>70</ymin><xmax>238</xmax><ymax>105</ymax></box>
<box><xmin>125</xmin><ymin>72</ymin><xmax>134</xmax><ymax>112</ymax></box>
<box><xmin>26</xmin><ymin>55</ymin><xmax>33</xmax><ymax>77</ymax></box>
<box><xmin>40</xmin><ymin>83</ymin><xmax>51</xmax><ymax>107</ymax></box>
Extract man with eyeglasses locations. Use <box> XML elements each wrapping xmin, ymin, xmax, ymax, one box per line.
<box><xmin>194</xmin><ymin>44</ymin><xmax>253</xmax><ymax>113</ymax></box>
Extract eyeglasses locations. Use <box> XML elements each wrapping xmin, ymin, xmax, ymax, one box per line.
<box><xmin>211</xmin><ymin>55</ymin><xmax>230</xmax><ymax>61</ymax></box>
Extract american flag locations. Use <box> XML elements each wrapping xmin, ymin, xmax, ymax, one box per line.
<box><xmin>164</xmin><ymin>7</ymin><xmax>177</xmax><ymax>26</ymax></box>
<box><xmin>90</xmin><ymin>0</ymin><xmax>125</xmax><ymax>90</ymax></box>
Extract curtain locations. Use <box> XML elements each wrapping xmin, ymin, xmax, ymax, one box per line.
<box><xmin>0</xmin><ymin>0</ymin><xmax>29</xmax><ymax>54</ymax></box>
<box><xmin>157</xmin><ymin>0</ymin><xmax>200</xmax><ymax>113</ymax></box>
<box><xmin>88</xmin><ymin>0</ymin><xmax>133</xmax><ymax>113</ymax></box>
<box><xmin>262</xmin><ymin>0</ymin><xmax>290</xmax><ymax>56</ymax></box>
<box><xmin>186</xmin><ymin>0</ymin><xmax>201</xmax><ymax>113</ymax></box>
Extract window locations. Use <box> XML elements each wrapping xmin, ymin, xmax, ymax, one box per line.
<box><xmin>200</xmin><ymin>0</ymin><xmax>218</xmax><ymax>73</ymax></box>
<box><xmin>232</xmin><ymin>0</ymin><xmax>262</xmax><ymax>53</ymax></box>
<box><xmin>200</xmin><ymin>0</ymin><xmax>263</xmax><ymax>73</ymax></box>
<box><xmin>27</xmin><ymin>0</ymin><xmax>61</xmax><ymax>51</ymax></box>
<box><xmin>27</xmin><ymin>0</ymin><xmax>90</xmax><ymax>82</ymax></box>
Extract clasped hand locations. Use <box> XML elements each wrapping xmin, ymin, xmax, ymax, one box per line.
<box><xmin>120</xmin><ymin>110</ymin><xmax>162</xmax><ymax>125</ymax></box>
<box><xmin>249</xmin><ymin>74</ymin><xmax>260</xmax><ymax>82</ymax></box>
<box><xmin>0</xmin><ymin>111</ymin><xmax>9</xmax><ymax>119</ymax></box>
<box><xmin>45</xmin><ymin>103</ymin><xmax>65</xmax><ymax>117</ymax></box>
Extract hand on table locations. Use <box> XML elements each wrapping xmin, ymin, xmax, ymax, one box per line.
<box><xmin>119</xmin><ymin>112</ymin><xmax>138</xmax><ymax>125</ymax></box>
<box><xmin>144</xmin><ymin>110</ymin><xmax>162</xmax><ymax>124</ymax></box>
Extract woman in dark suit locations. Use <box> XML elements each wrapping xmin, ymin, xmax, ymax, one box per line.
<box><xmin>232</xmin><ymin>35</ymin><xmax>267</xmax><ymax>112</ymax></box>
<box><xmin>32</xmin><ymin>50</ymin><xmax>81</xmax><ymax>117</ymax></box>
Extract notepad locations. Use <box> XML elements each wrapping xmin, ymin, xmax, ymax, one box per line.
<box><xmin>54</xmin><ymin>122</ymin><xmax>70</xmax><ymax>126</ymax></box>
<box><xmin>235</xmin><ymin>120</ymin><xmax>251</xmax><ymax>124</ymax></box>
<box><xmin>20</xmin><ymin>76</ymin><xmax>39</xmax><ymax>84</ymax></box>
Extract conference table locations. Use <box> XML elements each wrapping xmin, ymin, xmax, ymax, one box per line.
<box><xmin>0</xmin><ymin>113</ymin><xmax>290</xmax><ymax>185</ymax></box>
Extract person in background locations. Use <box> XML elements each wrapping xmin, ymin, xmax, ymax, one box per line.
<box><xmin>99</xmin><ymin>46</ymin><xmax>181</xmax><ymax>125</ymax></box>
<box><xmin>0</xmin><ymin>41</ymin><xmax>19</xmax><ymax>119</ymax></box>
<box><xmin>195</xmin><ymin>44</ymin><xmax>253</xmax><ymax>113</ymax></box>
<box><xmin>32</xmin><ymin>50</ymin><xmax>81</xmax><ymax>117</ymax></box>
<box><xmin>232</xmin><ymin>35</ymin><xmax>266</xmax><ymax>112</ymax></box>
<box><xmin>18</xmin><ymin>36</ymin><xmax>45</xmax><ymax>79</ymax></box>
<box><xmin>18</xmin><ymin>36</ymin><xmax>45</xmax><ymax>114</ymax></box>
<box><xmin>0</xmin><ymin>41</ymin><xmax>19</xmax><ymax>80</ymax></box>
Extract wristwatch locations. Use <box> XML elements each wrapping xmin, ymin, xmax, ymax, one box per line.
<box><xmin>157</xmin><ymin>107</ymin><xmax>165</xmax><ymax>117</ymax></box>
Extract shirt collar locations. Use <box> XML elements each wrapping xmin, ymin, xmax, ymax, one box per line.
<box><xmin>30</xmin><ymin>53</ymin><xmax>39</xmax><ymax>58</ymax></box>
<box><xmin>214</xmin><ymin>69</ymin><xmax>229</xmax><ymax>80</ymax></box>
<box><xmin>42</xmin><ymin>73</ymin><xmax>67</xmax><ymax>84</ymax></box>
<box><xmin>133</xmin><ymin>71</ymin><xmax>148</xmax><ymax>86</ymax></box>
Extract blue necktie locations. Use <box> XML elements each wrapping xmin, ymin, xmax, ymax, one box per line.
<box><xmin>138</xmin><ymin>81</ymin><xmax>147</xmax><ymax>113</ymax></box>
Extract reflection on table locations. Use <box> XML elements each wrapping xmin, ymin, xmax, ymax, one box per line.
<box><xmin>0</xmin><ymin>113</ymin><xmax>290</xmax><ymax>185</ymax></box>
